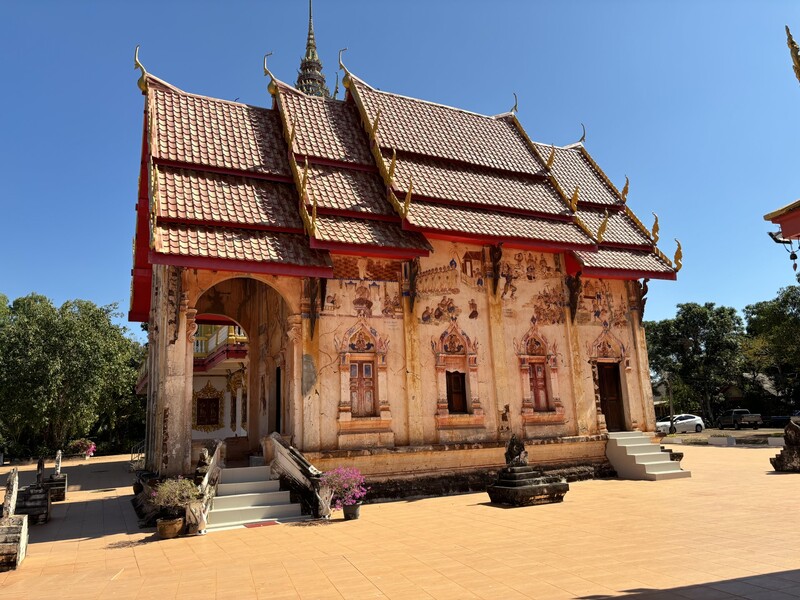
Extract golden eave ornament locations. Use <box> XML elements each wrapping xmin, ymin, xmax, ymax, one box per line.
<box><xmin>621</xmin><ymin>176</ymin><xmax>629</xmax><ymax>203</ymax></box>
<box><xmin>596</xmin><ymin>209</ymin><xmax>610</xmax><ymax>243</ymax></box>
<box><xmin>651</xmin><ymin>212</ymin><xmax>660</xmax><ymax>244</ymax></box>
<box><xmin>787</xmin><ymin>26</ymin><xmax>800</xmax><ymax>84</ymax></box>
<box><xmin>674</xmin><ymin>239</ymin><xmax>683</xmax><ymax>272</ymax></box>
<box><xmin>546</xmin><ymin>145</ymin><xmax>556</xmax><ymax>169</ymax></box>
<box><xmin>134</xmin><ymin>45</ymin><xmax>148</xmax><ymax>94</ymax></box>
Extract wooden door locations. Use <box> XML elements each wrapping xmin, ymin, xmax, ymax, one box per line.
<box><xmin>598</xmin><ymin>363</ymin><xmax>624</xmax><ymax>431</ymax></box>
<box><xmin>350</xmin><ymin>360</ymin><xmax>375</xmax><ymax>417</ymax></box>
<box><xmin>529</xmin><ymin>361</ymin><xmax>548</xmax><ymax>411</ymax></box>
<box><xmin>446</xmin><ymin>371</ymin><xmax>467</xmax><ymax>413</ymax></box>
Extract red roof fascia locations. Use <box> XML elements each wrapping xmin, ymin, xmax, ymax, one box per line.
<box><xmin>196</xmin><ymin>314</ymin><xmax>240</xmax><ymax>326</ymax></box>
<box><xmin>194</xmin><ymin>344</ymin><xmax>249</xmax><ymax>372</ymax></box>
<box><xmin>404</xmin><ymin>225</ymin><xmax>596</xmax><ymax>254</ymax></box>
<box><xmin>148</xmin><ymin>250</ymin><xmax>334</xmax><ymax>278</ymax></box>
<box><xmin>595</xmin><ymin>241</ymin><xmax>655</xmax><ymax>253</ymax></box>
<box><xmin>400</xmin><ymin>193</ymin><xmax>573</xmax><ymax>223</ymax></box>
<box><xmin>309</xmin><ymin>207</ymin><xmax>399</xmax><ymax>223</ymax></box>
<box><xmin>580</xmin><ymin>266</ymin><xmax>677</xmax><ymax>281</ymax></box>
<box><xmin>298</xmin><ymin>154</ymin><xmax>378</xmax><ymax>173</ymax></box>
<box><xmin>152</xmin><ymin>157</ymin><xmax>295</xmax><ymax>185</ymax></box>
<box><xmin>564</xmin><ymin>253</ymin><xmax>582</xmax><ymax>276</ymax></box>
<box><xmin>388</xmin><ymin>148</ymin><xmax>551</xmax><ymax>184</ymax></box>
<box><xmin>309</xmin><ymin>238</ymin><xmax>430</xmax><ymax>259</ymax></box>
<box><xmin>158</xmin><ymin>216</ymin><xmax>305</xmax><ymax>236</ymax></box>
<box><xmin>774</xmin><ymin>210</ymin><xmax>800</xmax><ymax>240</ymax></box>
<box><xmin>130</xmin><ymin>115</ymin><xmax>153</xmax><ymax>323</ymax></box>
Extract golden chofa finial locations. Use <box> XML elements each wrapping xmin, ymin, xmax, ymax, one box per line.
<box><xmin>621</xmin><ymin>176</ymin><xmax>629</xmax><ymax>203</ymax></box>
<box><xmin>787</xmin><ymin>26</ymin><xmax>800</xmax><ymax>84</ymax></box>
<box><xmin>674</xmin><ymin>239</ymin><xmax>683</xmax><ymax>272</ymax></box>
<box><xmin>511</xmin><ymin>93</ymin><xmax>518</xmax><ymax>114</ymax></box>
<box><xmin>596</xmin><ymin>209</ymin><xmax>610</xmax><ymax>243</ymax></box>
<box><xmin>579</xmin><ymin>123</ymin><xmax>586</xmax><ymax>144</ymax></box>
<box><xmin>338</xmin><ymin>47</ymin><xmax>351</xmax><ymax>88</ymax></box>
<box><xmin>651</xmin><ymin>212</ymin><xmax>660</xmax><ymax>244</ymax></box>
<box><xmin>134</xmin><ymin>45</ymin><xmax>148</xmax><ymax>94</ymax></box>
<box><xmin>263</xmin><ymin>52</ymin><xmax>277</xmax><ymax>94</ymax></box>
<box><xmin>546</xmin><ymin>145</ymin><xmax>556</xmax><ymax>169</ymax></box>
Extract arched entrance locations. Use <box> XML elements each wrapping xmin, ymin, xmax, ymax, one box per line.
<box><xmin>193</xmin><ymin>277</ymin><xmax>294</xmax><ymax>463</ymax></box>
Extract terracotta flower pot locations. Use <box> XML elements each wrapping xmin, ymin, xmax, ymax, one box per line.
<box><xmin>342</xmin><ymin>503</ymin><xmax>361</xmax><ymax>520</ymax></box>
<box><xmin>157</xmin><ymin>517</ymin><xmax>184</xmax><ymax>539</ymax></box>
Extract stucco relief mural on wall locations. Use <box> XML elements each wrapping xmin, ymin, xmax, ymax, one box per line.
<box><xmin>498</xmin><ymin>252</ymin><xmax>562</xmax><ymax>303</ymax></box>
<box><xmin>578</xmin><ymin>279</ymin><xmax>628</xmax><ymax>328</ymax></box>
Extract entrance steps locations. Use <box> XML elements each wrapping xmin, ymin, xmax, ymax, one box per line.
<box><xmin>206</xmin><ymin>465</ymin><xmax>303</xmax><ymax>530</ymax></box>
<box><xmin>606</xmin><ymin>432</ymin><xmax>691</xmax><ymax>481</ymax></box>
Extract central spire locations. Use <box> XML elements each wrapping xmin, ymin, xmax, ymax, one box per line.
<box><xmin>296</xmin><ymin>0</ymin><xmax>330</xmax><ymax>98</ymax></box>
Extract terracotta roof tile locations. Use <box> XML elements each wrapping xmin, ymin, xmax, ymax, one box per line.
<box><xmin>407</xmin><ymin>202</ymin><xmax>594</xmax><ymax>246</ymax></box>
<box><xmin>351</xmin><ymin>77</ymin><xmax>545</xmax><ymax>175</ymax></box>
<box><xmin>574</xmin><ymin>248</ymin><xmax>674</xmax><ymax>273</ymax></box>
<box><xmin>306</xmin><ymin>165</ymin><xmax>392</xmax><ymax>216</ymax></box>
<box><xmin>533</xmin><ymin>143</ymin><xmax>620</xmax><ymax>206</ymax></box>
<box><xmin>157</xmin><ymin>166</ymin><xmax>302</xmax><ymax>230</ymax></box>
<box><xmin>149</xmin><ymin>87</ymin><xmax>290</xmax><ymax>176</ymax></box>
<box><xmin>277</xmin><ymin>84</ymin><xmax>373</xmax><ymax>165</ymax></box>
<box><xmin>314</xmin><ymin>215</ymin><xmax>431</xmax><ymax>251</ymax></box>
<box><xmin>577</xmin><ymin>209</ymin><xmax>651</xmax><ymax>247</ymax></box>
<box><xmin>384</xmin><ymin>152</ymin><xmax>567</xmax><ymax>215</ymax></box>
<box><xmin>155</xmin><ymin>223</ymin><xmax>330</xmax><ymax>267</ymax></box>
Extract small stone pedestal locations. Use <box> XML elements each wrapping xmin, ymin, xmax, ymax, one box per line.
<box><xmin>487</xmin><ymin>433</ymin><xmax>569</xmax><ymax>507</ymax></box>
<box><xmin>487</xmin><ymin>465</ymin><xmax>569</xmax><ymax>506</ymax></box>
<box><xmin>43</xmin><ymin>474</ymin><xmax>68</xmax><ymax>502</ymax></box>
<box><xmin>771</xmin><ymin>421</ymin><xmax>800</xmax><ymax>472</ymax></box>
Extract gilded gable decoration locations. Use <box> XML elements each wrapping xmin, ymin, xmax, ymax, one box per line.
<box><xmin>192</xmin><ymin>381</ymin><xmax>224</xmax><ymax>433</ymax></box>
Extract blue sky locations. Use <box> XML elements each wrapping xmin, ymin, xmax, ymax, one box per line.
<box><xmin>2</xmin><ymin>1</ymin><xmax>800</xmax><ymax>339</ymax></box>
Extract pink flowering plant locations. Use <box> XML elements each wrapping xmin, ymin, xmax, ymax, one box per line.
<box><xmin>319</xmin><ymin>466</ymin><xmax>367</xmax><ymax>510</ymax></box>
<box><xmin>69</xmin><ymin>438</ymin><xmax>96</xmax><ymax>457</ymax></box>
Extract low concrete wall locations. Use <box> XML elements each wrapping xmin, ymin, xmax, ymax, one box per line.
<box><xmin>305</xmin><ymin>435</ymin><xmax>609</xmax><ymax>480</ymax></box>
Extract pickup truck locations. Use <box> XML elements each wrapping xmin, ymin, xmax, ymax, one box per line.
<box><xmin>766</xmin><ymin>411</ymin><xmax>800</xmax><ymax>428</ymax></box>
<box><xmin>716</xmin><ymin>409</ymin><xmax>763</xmax><ymax>430</ymax></box>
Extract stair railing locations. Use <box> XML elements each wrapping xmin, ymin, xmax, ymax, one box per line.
<box><xmin>267</xmin><ymin>432</ymin><xmax>331</xmax><ymax>518</ymax></box>
<box><xmin>189</xmin><ymin>440</ymin><xmax>224</xmax><ymax>534</ymax></box>
<box><xmin>130</xmin><ymin>440</ymin><xmax>145</xmax><ymax>470</ymax></box>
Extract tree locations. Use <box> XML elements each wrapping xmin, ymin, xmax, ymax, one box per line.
<box><xmin>0</xmin><ymin>293</ymin><xmax>144</xmax><ymax>456</ymax></box>
<box><xmin>645</xmin><ymin>302</ymin><xmax>744</xmax><ymax>422</ymax></box>
<box><xmin>743</xmin><ymin>284</ymin><xmax>800</xmax><ymax>408</ymax></box>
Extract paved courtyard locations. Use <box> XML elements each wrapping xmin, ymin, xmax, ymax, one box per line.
<box><xmin>1</xmin><ymin>444</ymin><xmax>799</xmax><ymax>599</ymax></box>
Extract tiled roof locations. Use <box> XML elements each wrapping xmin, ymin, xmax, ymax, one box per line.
<box><xmin>385</xmin><ymin>152</ymin><xmax>567</xmax><ymax>215</ymax></box>
<box><xmin>533</xmin><ymin>143</ymin><xmax>620</xmax><ymax>206</ymax></box>
<box><xmin>314</xmin><ymin>215</ymin><xmax>431</xmax><ymax>251</ymax></box>
<box><xmin>350</xmin><ymin>77</ymin><xmax>546</xmax><ymax>175</ymax></box>
<box><xmin>155</xmin><ymin>223</ymin><xmax>330</xmax><ymax>267</ymax></box>
<box><xmin>149</xmin><ymin>85</ymin><xmax>290</xmax><ymax>177</ymax></box>
<box><xmin>574</xmin><ymin>248</ymin><xmax>674</xmax><ymax>273</ymax></box>
<box><xmin>577</xmin><ymin>209</ymin><xmax>651</xmax><ymax>247</ymax></box>
<box><xmin>277</xmin><ymin>83</ymin><xmax>373</xmax><ymax>165</ymax></box>
<box><xmin>157</xmin><ymin>166</ymin><xmax>302</xmax><ymax>230</ymax></box>
<box><xmin>407</xmin><ymin>202</ymin><xmax>594</xmax><ymax>246</ymax></box>
<box><xmin>306</xmin><ymin>165</ymin><xmax>393</xmax><ymax>216</ymax></box>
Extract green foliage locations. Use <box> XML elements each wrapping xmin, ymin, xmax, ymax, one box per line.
<box><xmin>0</xmin><ymin>293</ymin><xmax>144</xmax><ymax>457</ymax></box>
<box><xmin>151</xmin><ymin>477</ymin><xmax>201</xmax><ymax>518</ymax></box>
<box><xmin>743</xmin><ymin>284</ymin><xmax>800</xmax><ymax>409</ymax></box>
<box><xmin>645</xmin><ymin>302</ymin><xmax>744</xmax><ymax>421</ymax></box>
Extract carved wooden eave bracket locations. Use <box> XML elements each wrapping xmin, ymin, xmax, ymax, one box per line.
<box><xmin>565</xmin><ymin>272</ymin><xmax>582</xmax><ymax>323</ymax></box>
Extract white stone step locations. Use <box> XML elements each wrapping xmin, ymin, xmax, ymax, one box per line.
<box><xmin>217</xmin><ymin>479</ymin><xmax>280</xmax><ymax>496</ymax></box>
<box><xmin>206</xmin><ymin>503</ymin><xmax>302</xmax><ymax>526</ymax></box>
<box><xmin>645</xmin><ymin>469</ymin><xmax>692</xmax><ymax>481</ymax></box>
<box><xmin>212</xmin><ymin>491</ymin><xmax>291</xmax><ymax>510</ymax></box>
<box><xmin>643</xmin><ymin>460</ymin><xmax>684</xmax><ymax>474</ymax></box>
<box><xmin>632</xmin><ymin>453</ymin><xmax>672</xmax><ymax>465</ymax></box>
<box><xmin>623</xmin><ymin>443</ymin><xmax>664</xmax><ymax>456</ymax></box>
<box><xmin>219</xmin><ymin>465</ymin><xmax>270</xmax><ymax>484</ymax></box>
<box><xmin>608</xmin><ymin>435</ymin><xmax>651</xmax><ymax>447</ymax></box>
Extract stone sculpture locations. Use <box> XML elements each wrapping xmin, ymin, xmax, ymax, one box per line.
<box><xmin>770</xmin><ymin>420</ymin><xmax>800</xmax><ymax>472</ymax></box>
<box><xmin>487</xmin><ymin>435</ymin><xmax>569</xmax><ymax>506</ymax></box>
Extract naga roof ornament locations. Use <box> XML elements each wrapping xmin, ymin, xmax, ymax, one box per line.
<box><xmin>296</xmin><ymin>0</ymin><xmax>330</xmax><ymax>98</ymax></box>
<box><xmin>787</xmin><ymin>26</ymin><xmax>800</xmax><ymax>84</ymax></box>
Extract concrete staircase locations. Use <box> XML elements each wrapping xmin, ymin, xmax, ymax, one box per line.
<box><xmin>606</xmin><ymin>432</ymin><xmax>691</xmax><ymax>481</ymax></box>
<box><xmin>206</xmin><ymin>465</ymin><xmax>303</xmax><ymax>530</ymax></box>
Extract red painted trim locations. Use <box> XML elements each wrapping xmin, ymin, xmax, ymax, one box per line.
<box><xmin>311</xmin><ymin>207</ymin><xmax>398</xmax><ymax>222</ymax></box>
<box><xmin>296</xmin><ymin>154</ymin><xmax>377</xmax><ymax>173</ymax></box>
<box><xmin>564</xmin><ymin>254</ymin><xmax>582</xmax><ymax>276</ymax></box>
<box><xmin>309</xmin><ymin>238</ymin><xmax>430</xmax><ymax>258</ymax></box>
<box><xmin>148</xmin><ymin>250</ymin><xmax>333</xmax><ymax>278</ymax></box>
<box><xmin>402</xmin><ymin>223</ymin><xmax>596</xmax><ymax>253</ymax></box>
<box><xmin>194</xmin><ymin>344</ymin><xmax>249</xmax><ymax>372</ymax></box>
<box><xmin>398</xmin><ymin>193</ymin><xmax>573</xmax><ymax>223</ymax></box>
<box><xmin>596</xmin><ymin>241</ymin><xmax>655</xmax><ymax>252</ymax></box>
<box><xmin>579</xmin><ymin>266</ymin><xmax>677</xmax><ymax>281</ymax></box>
<box><xmin>775</xmin><ymin>210</ymin><xmax>800</xmax><ymax>239</ymax></box>
<box><xmin>196</xmin><ymin>314</ymin><xmax>239</xmax><ymax>326</ymax></box>
<box><xmin>157</xmin><ymin>216</ymin><xmax>304</xmax><ymax>235</ymax></box>
<box><xmin>152</xmin><ymin>158</ymin><xmax>295</xmax><ymax>184</ymax></box>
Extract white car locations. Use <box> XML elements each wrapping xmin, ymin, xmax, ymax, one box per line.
<box><xmin>656</xmin><ymin>414</ymin><xmax>705</xmax><ymax>434</ymax></box>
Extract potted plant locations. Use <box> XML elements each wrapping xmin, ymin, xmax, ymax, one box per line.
<box><xmin>151</xmin><ymin>476</ymin><xmax>201</xmax><ymax>538</ymax></box>
<box><xmin>68</xmin><ymin>438</ymin><xmax>96</xmax><ymax>459</ymax></box>
<box><xmin>319</xmin><ymin>466</ymin><xmax>367</xmax><ymax>520</ymax></box>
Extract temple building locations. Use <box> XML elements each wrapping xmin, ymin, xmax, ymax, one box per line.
<box><xmin>130</xmin><ymin>7</ymin><xmax>680</xmax><ymax>480</ymax></box>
